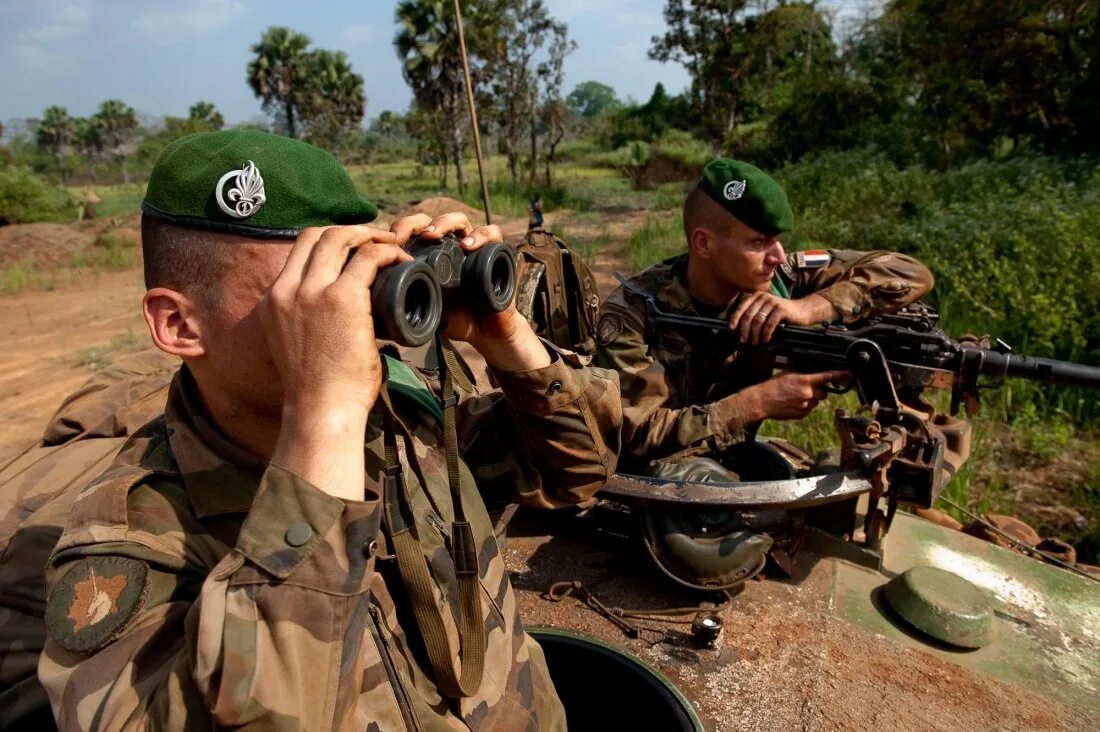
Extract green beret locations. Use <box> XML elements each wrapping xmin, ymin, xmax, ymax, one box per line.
<box><xmin>699</xmin><ymin>158</ymin><xmax>793</xmax><ymax>236</ymax></box>
<box><xmin>142</xmin><ymin>130</ymin><xmax>377</xmax><ymax>238</ymax></box>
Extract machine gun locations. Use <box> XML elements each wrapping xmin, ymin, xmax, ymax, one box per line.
<box><xmin>634</xmin><ymin>290</ymin><xmax>1100</xmax><ymax>547</ymax></box>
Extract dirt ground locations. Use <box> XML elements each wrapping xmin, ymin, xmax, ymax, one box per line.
<box><xmin>0</xmin><ymin>268</ymin><xmax>147</xmax><ymax>463</ymax></box>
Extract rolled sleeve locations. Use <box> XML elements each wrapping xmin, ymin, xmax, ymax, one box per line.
<box><xmin>706</xmin><ymin>393</ymin><xmax>748</xmax><ymax>450</ymax></box>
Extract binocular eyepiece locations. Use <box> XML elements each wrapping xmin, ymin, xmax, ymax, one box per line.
<box><xmin>371</xmin><ymin>233</ymin><xmax>517</xmax><ymax>346</ymax></box>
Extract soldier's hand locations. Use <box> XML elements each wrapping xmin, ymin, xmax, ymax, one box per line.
<box><xmin>729</xmin><ymin>292</ymin><xmax>839</xmax><ymax>344</ymax></box>
<box><xmin>390</xmin><ymin>212</ymin><xmax>551</xmax><ymax>372</ymax></box>
<box><xmin>261</xmin><ymin>225</ymin><xmax>412</xmax><ymax>500</ymax></box>
<box><xmin>738</xmin><ymin>370</ymin><xmax>849</xmax><ymax>422</ymax></box>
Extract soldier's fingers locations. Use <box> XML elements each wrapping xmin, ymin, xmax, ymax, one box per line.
<box><xmin>761</xmin><ymin>305</ymin><xmax>786</xmax><ymax>343</ymax></box>
<box><xmin>338</xmin><ymin>243</ymin><xmax>412</xmax><ymax>296</ymax></box>
<box><xmin>729</xmin><ymin>292</ymin><xmax>762</xmax><ymax>332</ymax></box>
<box><xmin>806</xmin><ymin>369</ymin><xmax>850</xmax><ymax>385</ymax></box>
<box><xmin>457</xmin><ymin>224</ymin><xmax>504</xmax><ymax>250</ymax></box>
<box><xmin>742</xmin><ymin>298</ymin><xmax>771</xmax><ymax>343</ymax></box>
<box><xmin>303</xmin><ymin>226</ymin><xmax>396</xmax><ymax>291</ymax></box>
<box><xmin>389</xmin><ymin>214</ymin><xmax>434</xmax><ymax>247</ymax></box>
<box><xmin>419</xmin><ymin>212</ymin><xmax>475</xmax><ymax>240</ymax></box>
<box><xmin>274</xmin><ymin>227</ymin><xmax>328</xmax><ymax>292</ymax></box>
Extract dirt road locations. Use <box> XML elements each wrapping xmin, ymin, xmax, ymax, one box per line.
<box><xmin>0</xmin><ymin>269</ymin><xmax>147</xmax><ymax>462</ymax></box>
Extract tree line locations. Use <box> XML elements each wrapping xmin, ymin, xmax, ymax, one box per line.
<box><xmin>2</xmin><ymin>0</ymin><xmax>1096</xmax><ymax>191</ymax></box>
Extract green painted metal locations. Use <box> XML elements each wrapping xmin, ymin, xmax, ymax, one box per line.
<box><xmin>884</xmin><ymin>566</ymin><xmax>995</xmax><ymax>648</ymax></box>
<box><xmin>829</xmin><ymin>512</ymin><xmax>1100</xmax><ymax>717</ymax></box>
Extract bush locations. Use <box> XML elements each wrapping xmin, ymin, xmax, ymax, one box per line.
<box><xmin>775</xmin><ymin>150</ymin><xmax>1100</xmax><ymax>420</ymax></box>
<box><xmin>0</xmin><ymin>166</ymin><xmax>76</xmax><ymax>224</ymax></box>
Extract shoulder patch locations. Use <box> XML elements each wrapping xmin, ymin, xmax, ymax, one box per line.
<box><xmin>597</xmin><ymin>313</ymin><xmax>623</xmax><ymax>346</ymax></box>
<box><xmin>794</xmin><ymin>250</ymin><xmax>831</xmax><ymax>269</ymax></box>
<box><xmin>46</xmin><ymin>556</ymin><xmax>149</xmax><ymax>654</ymax></box>
<box><xmin>779</xmin><ymin>262</ymin><xmax>796</xmax><ymax>280</ymax></box>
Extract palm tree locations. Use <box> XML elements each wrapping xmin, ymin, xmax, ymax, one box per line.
<box><xmin>394</xmin><ymin>0</ymin><xmax>469</xmax><ymax>192</ymax></box>
<box><xmin>247</xmin><ymin>27</ymin><xmax>311</xmax><ymax>138</ymax></box>
<box><xmin>188</xmin><ymin>101</ymin><xmax>225</xmax><ymax>131</ymax></box>
<box><xmin>73</xmin><ymin>117</ymin><xmax>103</xmax><ymax>182</ymax></box>
<box><xmin>36</xmin><ymin>106</ymin><xmax>75</xmax><ymax>182</ymax></box>
<box><xmin>93</xmin><ymin>99</ymin><xmax>139</xmax><ymax>184</ymax></box>
<box><xmin>301</xmin><ymin>50</ymin><xmax>366</xmax><ymax>153</ymax></box>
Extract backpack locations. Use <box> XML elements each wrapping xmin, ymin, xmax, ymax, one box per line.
<box><xmin>513</xmin><ymin>227</ymin><xmax>601</xmax><ymax>355</ymax></box>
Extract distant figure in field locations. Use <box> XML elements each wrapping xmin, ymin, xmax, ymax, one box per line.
<box><xmin>81</xmin><ymin>186</ymin><xmax>101</xmax><ymax>220</ymax></box>
<box><xmin>529</xmin><ymin>193</ymin><xmax>544</xmax><ymax>230</ymax></box>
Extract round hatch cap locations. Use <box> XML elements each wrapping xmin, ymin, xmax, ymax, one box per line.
<box><xmin>884</xmin><ymin>565</ymin><xmax>995</xmax><ymax>649</ymax></box>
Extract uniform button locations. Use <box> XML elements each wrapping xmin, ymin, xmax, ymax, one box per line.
<box><xmin>365</xmin><ymin>540</ymin><xmax>378</xmax><ymax>558</ymax></box>
<box><xmin>284</xmin><ymin>522</ymin><xmax>313</xmax><ymax>547</ymax></box>
<box><xmin>548</xmin><ymin>379</ymin><xmax>564</xmax><ymax>393</ymax></box>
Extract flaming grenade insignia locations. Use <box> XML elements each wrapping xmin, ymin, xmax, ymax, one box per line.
<box><xmin>723</xmin><ymin>179</ymin><xmax>747</xmax><ymax>201</ymax></box>
<box><xmin>215</xmin><ymin>160</ymin><xmax>267</xmax><ymax>218</ymax></box>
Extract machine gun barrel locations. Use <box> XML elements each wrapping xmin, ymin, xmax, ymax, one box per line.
<box><xmin>977</xmin><ymin>350</ymin><xmax>1100</xmax><ymax>389</ymax></box>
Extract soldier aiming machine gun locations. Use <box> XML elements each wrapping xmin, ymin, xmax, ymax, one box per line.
<box><xmin>609</xmin><ymin>284</ymin><xmax>1100</xmax><ymax>558</ymax></box>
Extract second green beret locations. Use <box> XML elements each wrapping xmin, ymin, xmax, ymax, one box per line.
<box><xmin>142</xmin><ymin>130</ymin><xmax>378</xmax><ymax>238</ymax></box>
<box><xmin>700</xmin><ymin>158</ymin><xmax>793</xmax><ymax>236</ymax></box>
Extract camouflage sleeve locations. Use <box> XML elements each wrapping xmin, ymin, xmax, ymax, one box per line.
<box><xmin>595</xmin><ymin>302</ymin><xmax>746</xmax><ymax>462</ymax></box>
<box><xmin>39</xmin><ymin>465</ymin><xmax>384</xmax><ymax>730</ymax></box>
<box><xmin>787</xmin><ymin>249</ymin><xmax>934</xmax><ymax>322</ymax></box>
<box><xmin>454</xmin><ymin>343</ymin><xmax>622</xmax><ymax>510</ymax></box>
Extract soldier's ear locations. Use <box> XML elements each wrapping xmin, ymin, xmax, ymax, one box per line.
<box><xmin>688</xmin><ymin>226</ymin><xmax>715</xmax><ymax>260</ymax></box>
<box><xmin>143</xmin><ymin>288</ymin><xmax>206</xmax><ymax>359</ymax></box>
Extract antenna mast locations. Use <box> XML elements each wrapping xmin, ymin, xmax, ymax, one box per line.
<box><xmin>452</xmin><ymin>0</ymin><xmax>493</xmax><ymax>224</ymax></box>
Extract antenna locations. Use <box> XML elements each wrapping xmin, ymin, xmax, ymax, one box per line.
<box><xmin>452</xmin><ymin>0</ymin><xmax>493</xmax><ymax>225</ymax></box>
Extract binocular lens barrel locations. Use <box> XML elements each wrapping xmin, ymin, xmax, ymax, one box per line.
<box><xmin>463</xmin><ymin>244</ymin><xmax>517</xmax><ymax>312</ymax></box>
<box><xmin>371</xmin><ymin>242</ymin><xmax>517</xmax><ymax>347</ymax></box>
<box><xmin>371</xmin><ymin>260</ymin><xmax>443</xmax><ymax>347</ymax></box>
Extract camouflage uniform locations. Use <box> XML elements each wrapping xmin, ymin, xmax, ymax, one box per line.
<box><xmin>0</xmin><ymin>349</ymin><xmax>177</xmax><ymax>730</ymax></box>
<box><xmin>33</xmin><ymin>347</ymin><xmax>620</xmax><ymax>730</ymax></box>
<box><xmin>597</xmin><ymin>250</ymin><xmax>933</xmax><ymax>470</ymax></box>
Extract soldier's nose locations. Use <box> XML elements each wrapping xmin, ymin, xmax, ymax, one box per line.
<box><xmin>768</xmin><ymin>240</ymin><xmax>786</xmax><ymax>263</ymax></box>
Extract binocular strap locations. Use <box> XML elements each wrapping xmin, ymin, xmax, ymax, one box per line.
<box><xmin>377</xmin><ymin>358</ymin><xmax>486</xmax><ymax>699</ymax></box>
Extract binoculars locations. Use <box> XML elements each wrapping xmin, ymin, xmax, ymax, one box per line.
<box><xmin>371</xmin><ymin>234</ymin><xmax>517</xmax><ymax>346</ymax></box>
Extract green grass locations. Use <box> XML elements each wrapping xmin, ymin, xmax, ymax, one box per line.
<box><xmin>91</xmin><ymin>184</ymin><xmax>144</xmax><ymax>219</ymax></box>
<box><xmin>626</xmin><ymin>211</ymin><xmax>683</xmax><ymax>269</ymax></box>
<box><xmin>75</xmin><ymin>328</ymin><xmax>145</xmax><ymax>371</ymax></box>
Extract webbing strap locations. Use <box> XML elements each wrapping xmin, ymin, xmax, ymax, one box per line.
<box><xmin>379</xmin><ymin>374</ymin><xmax>485</xmax><ymax>698</ymax></box>
<box><xmin>770</xmin><ymin>274</ymin><xmax>791</xmax><ymax>300</ymax></box>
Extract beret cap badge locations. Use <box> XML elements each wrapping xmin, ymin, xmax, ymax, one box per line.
<box><xmin>723</xmin><ymin>179</ymin><xmax>747</xmax><ymax>201</ymax></box>
<box><xmin>215</xmin><ymin>160</ymin><xmax>267</xmax><ymax>219</ymax></box>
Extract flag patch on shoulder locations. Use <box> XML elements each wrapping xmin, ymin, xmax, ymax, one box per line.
<box><xmin>795</xmin><ymin>250</ymin><xmax>831</xmax><ymax>269</ymax></box>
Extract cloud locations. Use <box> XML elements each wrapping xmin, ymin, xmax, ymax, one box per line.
<box><xmin>14</xmin><ymin>0</ymin><xmax>90</xmax><ymax>73</ymax></box>
<box><xmin>339</xmin><ymin>23</ymin><xmax>377</xmax><ymax>47</ymax></box>
<box><xmin>132</xmin><ymin>0</ymin><xmax>246</xmax><ymax>36</ymax></box>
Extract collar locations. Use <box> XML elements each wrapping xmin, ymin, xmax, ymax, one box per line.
<box><xmin>164</xmin><ymin>367</ymin><xmax>266</xmax><ymax>519</ymax></box>
<box><xmin>656</xmin><ymin>254</ymin><xmax>695</xmax><ymax>312</ymax></box>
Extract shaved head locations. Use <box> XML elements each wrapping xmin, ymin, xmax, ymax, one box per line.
<box><xmin>141</xmin><ymin>215</ymin><xmax>246</xmax><ymax>307</ymax></box>
<box><xmin>683</xmin><ymin>183</ymin><xmax>732</xmax><ymax>242</ymax></box>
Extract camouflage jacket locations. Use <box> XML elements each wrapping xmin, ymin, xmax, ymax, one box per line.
<box><xmin>36</xmin><ymin>349</ymin><xmax>620</xmax><ymax>731</ymax></box>
<box><xmin>0</xmin><ymin>349</ymin><xmax>178</xmax><ymax>730</ymax></box>
<box><xmin>596</xmin><ymin>250</ymin><xmax>933</xmax><ymax>467</ymax></box>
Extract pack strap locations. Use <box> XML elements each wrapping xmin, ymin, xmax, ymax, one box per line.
<box><xmin>378</xmin><ymin>358</ymin><xmax>485</xmax><ymax>699</ymax></box>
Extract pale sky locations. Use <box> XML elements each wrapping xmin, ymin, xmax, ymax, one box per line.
<box><xmin>0</xmin><ymin>0</ymin><xmax>878</xmax><ymax>131</ymax></box>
